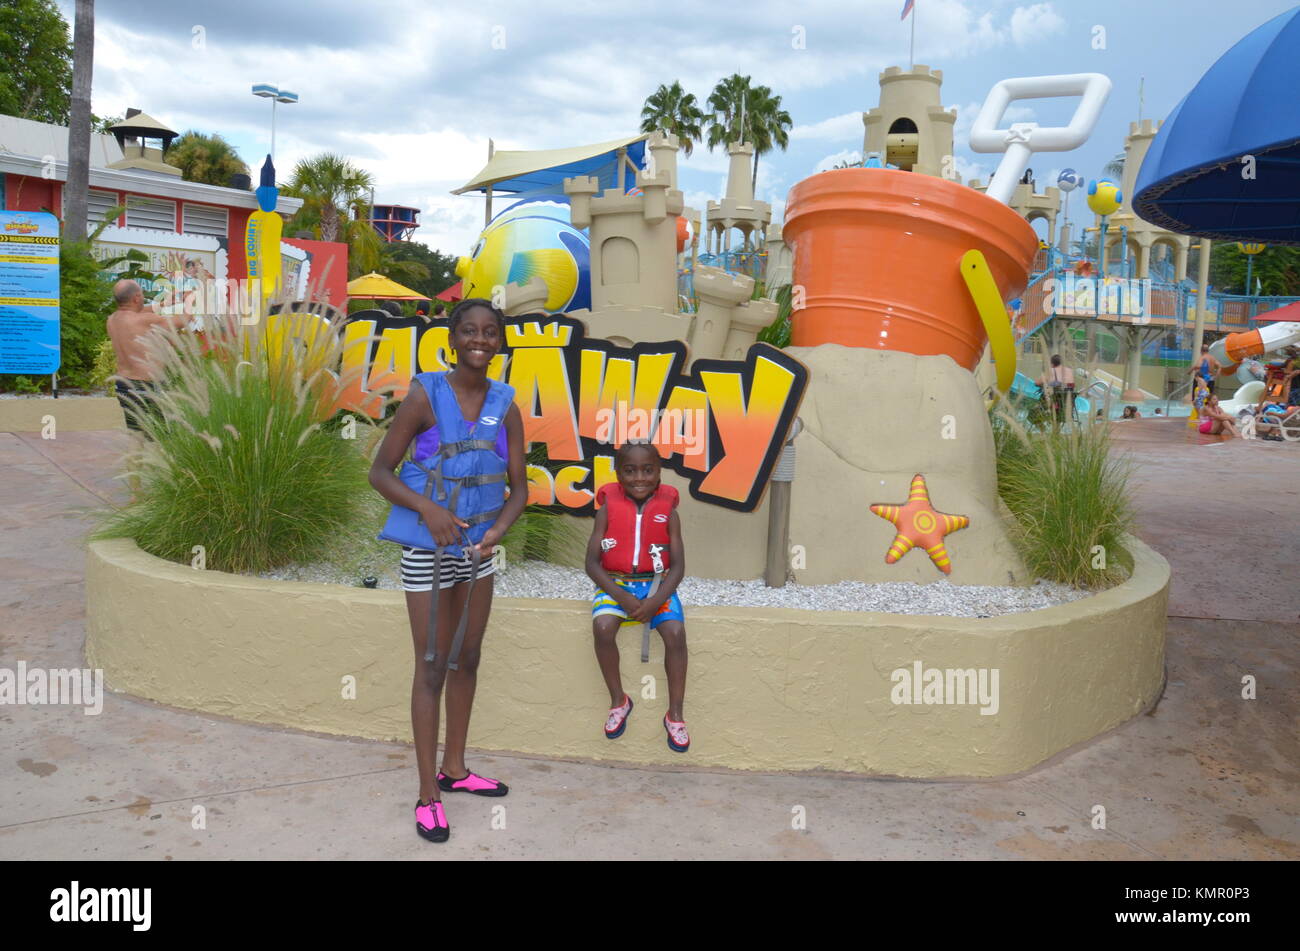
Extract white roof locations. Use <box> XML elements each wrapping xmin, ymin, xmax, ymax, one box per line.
<box><xmin>0</xmin><ymin>114</ymin><xmax>302</xmax><ymax>215</ymax></box>
<box><xmin>0</xmin><ymin>114</ymin><xmax>124</xmax><ymax>167</ymax></box>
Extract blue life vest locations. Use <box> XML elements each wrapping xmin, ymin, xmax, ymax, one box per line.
<box><xmin>378</xmin><ymin>371</ymin><xmax>515</xmax><ymax>557</ymax></box>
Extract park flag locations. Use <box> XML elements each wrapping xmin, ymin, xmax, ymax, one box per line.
<box><xmin>901</xmin><ymin>0</ymin><xmax>915</xmax><ymax>19</ymax></box>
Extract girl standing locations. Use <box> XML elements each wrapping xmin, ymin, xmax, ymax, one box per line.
<box><xmin>369</xmin><ymin>299</ymin><xmax>527</xmax><ymax>843</ymax></box>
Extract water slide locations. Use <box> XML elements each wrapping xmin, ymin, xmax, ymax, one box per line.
<box><xmin>1207</xmin><ymin>318</ymin><xmax>1300</xmax><ymax>387</ymax></box>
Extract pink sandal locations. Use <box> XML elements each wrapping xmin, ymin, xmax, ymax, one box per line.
<box><xmin>664</xmin><ymin>714</ymin><xmax>690</xmax><ymax>752</ymax></box>
<box><xmin>605</xmin><ymin>694</ymin><xmax>633</xmax><ymax>739</ymax></box>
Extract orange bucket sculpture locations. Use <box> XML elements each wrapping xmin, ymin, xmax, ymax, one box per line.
<box><xmin>783</xmin><ymin>168</ymin><xmax>1038</xmax><ymax>371</ymax></box>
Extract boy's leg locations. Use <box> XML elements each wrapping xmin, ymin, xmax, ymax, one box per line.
<box><xmin>656</xmin><ymin>619</ymin><xmax>688</xmax><ymax>722</ymax></box>
<box><xmin>441</xmin><ymin>572</ymin><xmax>495</xmax><ymax>779</ymax></box>
<box><xmin>593</xmin><ymin>614</ymin><xmax>625</xmax><ymax>707</ymax></box>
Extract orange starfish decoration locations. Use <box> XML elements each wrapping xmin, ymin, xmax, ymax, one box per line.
<box><xmin>869</xmin><ymin>474</ymin><xmax>970</xmax><ymax>575</ymax></box>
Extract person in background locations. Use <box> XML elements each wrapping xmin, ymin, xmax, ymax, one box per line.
<box><xmin>1197</xmin><ymin>393</ymin><xmax>1239</xmax><ymax>437</ymax></box>
<box><xmin>1153</xmin><ymin>408</ymin><xmax>1163</xmax><ymax>416</ymax></box>
<box><xmin>1189</xmin><ymin>344</ymin><xmax>1221</xmax><ymax>396</ymax></box>
<box><xmin>1120</xmin><ymin>405</ymin><xmax>1140</xmax><ymax>419</ymax></box>
<box><xmin>433</xmin><ymin>303</ymin><xmax>446</xmax><ymax>319</ymax></box>
<box><xmin>1037</xmin><ymin>354</ymin><xmax>1075</xmax><ymax>421</ymax></box>
<box><xmin>106</xmin><ymin>279</ymin><xmax>190</xmax><ymax>440</ymax></box>
<box><xmin>1191</xmin><ymin>375</ymin><xmax>1209</xmax><ymax>416</ymax></box>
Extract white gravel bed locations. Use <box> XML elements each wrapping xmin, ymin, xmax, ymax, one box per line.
<box><xmin>257</xmin><ymin>558</ymin><xmax>1094</xmax><ymax>617</ymax></box>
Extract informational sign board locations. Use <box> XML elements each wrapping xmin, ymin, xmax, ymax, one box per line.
<box><xmin>0</xmin><ymin>211</ymin><xmax>60</xmax><ymax>374</ymax></box>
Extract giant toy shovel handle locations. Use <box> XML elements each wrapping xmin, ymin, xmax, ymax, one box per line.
<box><xmin>970</xmin><ymin>73</ymin><xmax>1112</xmax><ymax>205</ymax></box>
<box><xmin>964</xmin><ymin>73</ymin><xmax>1112</xmax><ymax>391</ymax></box>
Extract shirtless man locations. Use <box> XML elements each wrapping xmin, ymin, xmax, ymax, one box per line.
<box><xmin>1036</xmin><ymin>354</ymin><xmax>1076</xmax><ymax>422</ymax></box>
<box><xmin>105</xmin><ymin>279</ymin><xmax>189</xmax><ymax>437</ymax></box>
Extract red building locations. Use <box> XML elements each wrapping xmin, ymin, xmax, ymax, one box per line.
<box><xmin>0</xmin><ymin>111</ymin><xmax>348</xmax><ymax>309</ymax></box>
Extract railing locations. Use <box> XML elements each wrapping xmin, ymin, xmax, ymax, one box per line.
<box><xmin>1020</xmin><ymin>263</ymin><xmax>1300</xmax><ymax>339</ymax></box>
<box><xmin>1163</xmin><ymin>378</ymin><xmax>1194</xmax><ymax>418</ymax></box>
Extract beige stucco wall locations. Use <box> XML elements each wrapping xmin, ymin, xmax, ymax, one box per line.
<box><xmin>0</xmin><ymin>396</ymin><xmax>125</xmax><ymax>433</ymax></box>
<box><xmin>85</xmin><ymin>535</ymin><xmax>1168</xmax><ymax>778</ymax></box>
<box><xmin>786</xmin><ymin>345</ymin><xmax>1029</xmax><ymax>585</ymax></box>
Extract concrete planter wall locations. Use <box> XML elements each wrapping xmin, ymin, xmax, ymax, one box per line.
<box><xmin>85</xmin><ymin>536</ymin><xmax>1168</xmax><ymax>778</ymax></box>
<box><xmin>0</xmin><ymin>397</ymin><xmax>124</xmax><ymax>433</ymax></box>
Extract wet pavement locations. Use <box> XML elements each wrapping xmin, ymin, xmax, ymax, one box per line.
<box><xmin>1</xmin><ymin>421</ymin><xmax>1295</xmax><ymax>860</ymax></box>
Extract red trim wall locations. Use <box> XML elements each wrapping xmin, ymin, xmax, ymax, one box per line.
<box><xmin>4</xmin><ymin>174</ymin><xmax>60</xmax><ymax>215</ymax></box>
<box><xmin>283</xmin><ymin>237</ymin><xmax>349</xmax><ymax>307</ymax></box>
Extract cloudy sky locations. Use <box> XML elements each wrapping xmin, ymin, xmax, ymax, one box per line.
<box><xmin>64</xmin><ymin>0</ymin><xmax>1297</xmax><ymax>265</ymax></box>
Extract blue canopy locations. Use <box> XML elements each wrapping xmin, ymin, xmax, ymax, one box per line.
<box><xmin>1133</xmin><ymin>7</ymin><xmax>1300</xmax><ymax>245</ymax></box>
<box><xmin>452</xmin><ymin>135</ymin><xmax>649</xmax><ymax>196</ymax></box>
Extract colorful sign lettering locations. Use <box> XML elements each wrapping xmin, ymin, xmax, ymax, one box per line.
<box><xmin>335</xmin><ymin>310</ymin><xmax>808</xmax><ymax>513</ymax></box>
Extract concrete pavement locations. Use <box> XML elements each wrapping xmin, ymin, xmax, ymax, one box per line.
<box><xmin>1</xmin><ymin>420</ymin><xmax>1295</xmax><ymax>860</ymax></box>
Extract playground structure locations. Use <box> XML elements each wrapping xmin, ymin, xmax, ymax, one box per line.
<box><xmin>362</xmin><ymin>203</ymin><xmax>421</xmax><ymax>243</ymax></box>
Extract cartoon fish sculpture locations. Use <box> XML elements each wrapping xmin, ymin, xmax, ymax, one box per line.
<box><xmin>456</xmin><ymin>196</ymin><xmax>591</xmax><ymax>312</ymax></box>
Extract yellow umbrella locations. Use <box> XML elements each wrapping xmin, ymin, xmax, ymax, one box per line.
<box><xmin>346</xmin><ymin>272</ymin><xmax>426</xmax><ymax>300</ymax></box>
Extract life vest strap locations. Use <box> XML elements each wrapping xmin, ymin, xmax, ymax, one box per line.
<box><xmin>421</xmin><ymin>533</ymin><xmax>485</xmax><ymax>672</ymax></box>
<box><xmin>439</xmin><ymin>438</ymin><xmax>499</xmax><ymax>457</ymax></box>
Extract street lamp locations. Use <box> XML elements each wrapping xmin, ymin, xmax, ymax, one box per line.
<box><xmin>251</xmin><ymin>84</ymin><xmax>298</xmax><ymax>160</ymax></box>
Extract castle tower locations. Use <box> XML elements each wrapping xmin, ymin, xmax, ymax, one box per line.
<box><xmin>862</xmin><ymin>65</ymin><xmax>957</xmax><ymax>178</ymax></box>
<box><xmin>1101</xmin><ymin>119</ymin><xmax>1191</xmax><ymax>282</ymax></box>
<box><xmin>565</xmin><ymin>131</ymin><xmax>685</xmax><ymax>314</ymax></box>
<box><xmin>705</xmin><ymin>142</ymin><xmax>772</xmax><ymax>254</ymax></box>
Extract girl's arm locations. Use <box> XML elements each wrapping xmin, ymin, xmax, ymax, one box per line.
<box><xmin>584</xmin><ymin>507</ymin><xmax>639</xmax><ymax>613</ymax></box>
<box><xmin>368</xmin><ymin>384</ymin><xmax>468</xmax><ymax>547</ymax></box>
<box><xmin>634</xmin><ymin>509</ymin><xmax>685</xmax><ymax>621</ymax></box>
<box><xmin>476</xmin><ymin>402</ymin><xmax>528</xmax><ymax>555</ymax></box>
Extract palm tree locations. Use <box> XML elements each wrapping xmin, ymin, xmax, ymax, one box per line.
<box><xmin>706</xmin><ymin>73</ymin><xmax>752</xmax><ymax>152</ymax></box>
<box><xmin>1103</xmin><ymin>152</ymin><xmax>1125</xmax><ymax>181</ymax></box>
<box><xmin>63</xmin><ymin>0</ymin><xmax>95</xmax><ymax>243</ymax></box>
<box><xmin>166</xmin><ymin>131</ymin><xmax>250</xmax><ymax>187</ymax></box>
<box><xmin>744</xmin><ymin>84</ymin><xmax>792</xmax><ymax>193</ymax></box>
<box><xmin>705</xmin><ymin>75</ymin><xmax>792</xmax><ymax>192</ymax></box>
<box><xmin>282</xmin><ymin>153</ymin><xmax>375</xmax><ymax>243</ymax></box>
<box><xmin>639</xmin><ymin>81</ymin><xmax>705</xmax><ymax>157</ymax></box>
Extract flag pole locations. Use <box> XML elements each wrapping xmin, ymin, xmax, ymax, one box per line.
<box><xmin>910</xmin><ymin>1</ymin><xmax>916</xmax><ymax>69</ymax></box>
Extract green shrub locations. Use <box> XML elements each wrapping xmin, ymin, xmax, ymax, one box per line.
<box><xmin>500</xmin><ymin>505</ymin><xmax>592</xmax><ymax>569</ymax></box>
<box><xmin>991</xmin><ymin>405</ymin><xmax>1135</xmax><ymax>588</ymax></box>
<box><xmin>92</xmin><ymin>307</ymin><xmax>374</xmax><ymax>573</ymax></box>
<box><xmin>758</xmin><ymin>283</ymin><xmax>792</xmax><ymax>348</ymax></box>
<box><xmin>90</xmin><ymin>338</ymin><xmax>116</xmax><ymax>390</ymax></box>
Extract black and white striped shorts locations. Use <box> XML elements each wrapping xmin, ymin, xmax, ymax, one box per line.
<box><xmin>400</xmin><ymin>546</ymin><xmax>496</xmax><ymax>592</ymax></box>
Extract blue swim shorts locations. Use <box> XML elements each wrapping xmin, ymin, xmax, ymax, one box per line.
<box><xmin>592</xmin><ymin>576</ymin><xmax>684</xmax><ymax>629</ymax></box>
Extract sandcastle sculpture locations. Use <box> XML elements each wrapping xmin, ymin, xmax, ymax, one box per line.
<box><xmin>497</xmin><ymin>131</ymin><xmax>778</xmax><ymax>367</ymax></box>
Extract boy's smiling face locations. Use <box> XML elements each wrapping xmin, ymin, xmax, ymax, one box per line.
<box><xmin>616</xmin><ymin>445</ymin><xmax>661</xmax><ymax>503</ymax></box>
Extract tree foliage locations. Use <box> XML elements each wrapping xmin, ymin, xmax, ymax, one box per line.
<box><xmin>282</xmin><ymin>153</ymin><xmax>375</xmax><ymax>243</ymax></box>
<box><xmin>639</xmin><ymin>81</ymin><xmax>705</xmax><ymax>157</ymax></box>
<box><xmin>165</xmin><ymin>130</ymin><xmax>250</xmax><ymax>187</ymax></box>
<box><xmin>1209</xmin><ymin>243</ymin><xmax>1300</xmax><ymax>297</ymax></box>
<box><xmin>0</xmin><ymin>0</ymin><xmax>72</xmax><ymax>123</ymax></box>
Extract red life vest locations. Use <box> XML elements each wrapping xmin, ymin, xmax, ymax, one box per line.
<box><xmin>596</xmin><ymin>482</ymin><xmax>678</xmax><ymax>575</ymax></box>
